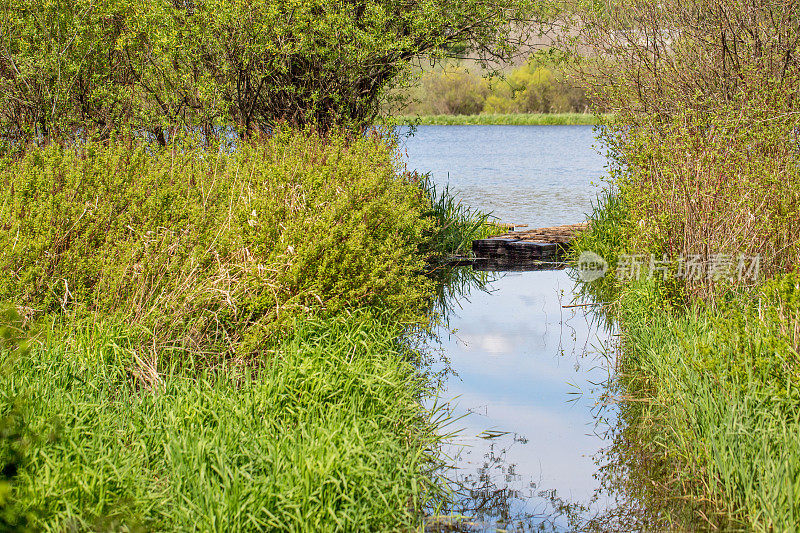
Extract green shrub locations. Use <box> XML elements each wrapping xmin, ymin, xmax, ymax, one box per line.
<box><xmin>418</xmin><ymin>66</ymin><xmax>489</xmax><ymax>115</ymax></box>
<box><xmin>394</xmin><ymin>54</ymin><xmax>590</xmax><ymax>118</ymax></box>
<box><xmin>484</xmin><ymin>61</ymin><xmax>588</xmax><ymax>114</ymax></box>
<box><xmin>578</xmin><ymin>0</ymin><xmax>800</xmax><ymax>298</ymax></box>
<box><xmin>0</xmin><ymin>132</ymin><xmax>434</xmax><ymax>359</ymax></box>
<box><xmin>1</xmin><ymin>0</ymin><xmax>551</xmax><ymax>141</ymax></box>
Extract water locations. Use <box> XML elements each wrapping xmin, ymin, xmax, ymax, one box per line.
<box><xmin>399</xmin><ymin>125</ymin><xmax>608</xmax><ymax>227</ymax></box>
<box><xmin>402</xmin><ymin>126</ymin><xmax>614</xmax><ymax>530</ymax></box>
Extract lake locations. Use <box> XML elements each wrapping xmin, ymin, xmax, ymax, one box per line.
<box><xmin>399</xmin><ymin>125</ymin><xmax>608</xmax><ymax>226</ymax></box>
<box><xmin>401</xmin><ymin>125</ymin><xmax>615</xmax><ymax>531</ymax></box>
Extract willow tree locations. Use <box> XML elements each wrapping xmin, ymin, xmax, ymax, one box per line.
<box><xmin>0</xmin><ymin>0</ymin><xmax>556</xmax><ymax>144</ymax></box>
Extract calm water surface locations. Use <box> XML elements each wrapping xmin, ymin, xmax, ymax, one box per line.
<box><xmin>399</xmin><ymin>125</ymin><xmax>607</xmax><ymax>226</ymax></box>
<box><xmin>402</xmin><ymin>126</ymin><xmax>615</xmax><ymax>531</ymax></box>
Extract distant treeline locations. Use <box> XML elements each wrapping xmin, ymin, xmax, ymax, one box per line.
<box><xmin>398</xmin><ymin>57</ymin><xmax>590</xmax><ymax>116</ymax></box>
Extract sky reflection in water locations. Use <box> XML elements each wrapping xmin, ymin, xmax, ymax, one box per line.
<box><xmin>430</xmin><ymin>269</ymin><xmax>614</xmax><ymax>530</ymax></box>
<box><xmin>402</xmin><ymin>126</ymin><xmax>614</xmax><ymax>530</ymax></box>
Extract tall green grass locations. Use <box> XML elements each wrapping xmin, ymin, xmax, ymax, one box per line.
<box><xmin>418</xmin><ymin>175</ymin><xmax>500</xmax><ymax>258</ymax></box>
<box><xmin>1</xmin><ymin>312</ymin><xmax>446</xmax><ymax>531</ymax></box>
<box><xmin>0</xmin><ymin>131</ymin><xmax>486</xmax><ymax>531</ymax></box>
<box><xmin>574</xmin><ymin>188</ymin><xmax>800</xmax><ymax>530</ymax></box>
<box><xmin>599</xmin><ymin>277</ymin><xmax>800</xmax><ymax>531</ymax></box>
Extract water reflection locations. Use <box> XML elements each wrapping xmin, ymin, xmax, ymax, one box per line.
<box><xmin>404</xmin><ymin>124</ymin><xmax>623</xmax><ymax>531</ymax></box>
<box><xmin>426</xmin><ymin>267</ymin><xmax>615</xmax><ymax>531</ymax></box>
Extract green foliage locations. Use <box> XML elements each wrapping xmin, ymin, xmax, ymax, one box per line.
<box><xmin>573</xmin><ymin>179</ymin><xmax>798</xmax><ymax>530</ymax></box>
<box><xmin>577</xmin><ymin>0</ymin><xmax>800</xmax><ymax>298</ymax></box>
<box><xmin>568</xmin><ymin>1</ymin><xmax>800</xmax><ymax>528</ymax></box>
<box><xmin>605</xmin><ymin>279</ymin><xmax>800</xmax><ymax>531</ymax></box>
<box><xmin>417</xmin><ymin>174</ymin><xmax>499</xmax><ymax>257</ymax></box>
<box><xmin>419</xmin><ymin>66</ymin><xmax>489</xmax><ymax>115</ymax></box>
<box><xmin>483</xmin><ymin>59</ymin><xmax>588</xmax><ymax>114</ymax></box>
<box><xmin>569</xmin><ymin>188</ymin><xmax>632</xmax><ymax>300</ymax></box>
<box><xmin>0</xmin><ymin>127</ymin><xmax>485</xmax><ymax>530</ymax></box>
<box><xmin>0</xmin><ymin>304</ymin><xmax>37</xmax><ymax>532</ymax></box>
<box><xmin>396</xmin><ymin>52</ymin><xmax>590</xmax><ymax>118</ymax></box>
<box><xmin>0</xmin><ymin>0</ymin><xmax>555</xmax><ymax>141</ymax></box>
<box><xmin>0</xmin><ymin>312</ymin><xmax>446</xmax><ymax>531</ymax></box>
<box><xmin>0</xmin><ymin>132</ymin><xmax>435</xmax><ymax>359</ymax></box>
<box><xmin>0</xmin><ymin>397</ymin><xmax>32</xmax><ymax>533</ymax></box>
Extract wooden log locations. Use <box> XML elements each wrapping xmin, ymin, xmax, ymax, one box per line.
<box><xmin>472</xmin><ymin>238</ymin><xmax>519</xmax><ymax>257</ymax></box>
<box><xmin>471</xmin><ymin>223</ymin><xmax>585</xmax><ymax>268</ymax></box>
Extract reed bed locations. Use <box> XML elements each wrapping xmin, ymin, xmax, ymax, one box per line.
<box><xmin>600</xmin><ymin>277</ymin><xmax>800</xmax><ymax>531</ymax></box>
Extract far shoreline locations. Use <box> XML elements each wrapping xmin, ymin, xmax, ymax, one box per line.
<box><xmin>393</xmin><ymin>113</ymin><xmax>609</xmax><ymax>126</ymax></box>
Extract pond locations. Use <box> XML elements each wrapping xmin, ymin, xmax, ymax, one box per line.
<box><xmin>401</xmin><ymin>125</ymin><xmax>616</xmax><ymax>531</ymax></box>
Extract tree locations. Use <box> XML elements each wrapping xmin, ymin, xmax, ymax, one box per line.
<box><xmin>0</xmin><ymin>0</ymin><xmax>556</xmax><ymax>144</ymax></box>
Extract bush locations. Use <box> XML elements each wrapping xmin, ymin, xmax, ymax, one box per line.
<box><xmin>485</xmin><ymin>61</ymin><xmax>588</xmax><ymax>114</ymax></box>
<box><xmin>0</xmin><ymin>0</ymin><xmax>551</xmax><ymax>141</ymax></box>
<box><xmin>398</xmin><ymin>54</ymin><xmax>590</xmax><ymax>117</ymax></box>
<box><xmin>415</xmin><ymin>65</ymin><xmax>489</xmax><ymax>115</ymax></box>
<box><xmin>577</xmin><ymin>0</ymin><xmax>800</xmax><ymax>298</ymax></box>
<box><xmin>0</xmin><ymin>131</ymin><xmax>434</xmax><ymax>359</ymax></box>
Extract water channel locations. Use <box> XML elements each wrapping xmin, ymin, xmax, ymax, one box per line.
<box><xmin>401</xmin><ymin>125</ymin><xmax>616</xmax><ymax>531</ymax></box>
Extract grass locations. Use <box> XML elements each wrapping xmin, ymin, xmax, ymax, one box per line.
<box><xmin>0</xmin><ymin>132</ymin><xmax>496</xmax><ymax>531</ymax></box>
<box><xmin>394</xmin><ymin>113</ymin><xmax>608</xmax><ymax>126</ymax></box>
<box><xmin>597</xmin><ymin>277</ymin><xmax>800</xmax><ymax>531</ymax></box>
<box><xmin>418</xmin><ymin>175</ymin><xmax>501</xmax><ymax>258</ymax></box>
<box><xmin>574</xmin><ymin>190</ymin><xmax>800</xmax><ymax>530</ymax></box>
<box><xmin>1</xmin><ymin>311</ymin><xmax>446</xmax><ymax>531</ymax></box>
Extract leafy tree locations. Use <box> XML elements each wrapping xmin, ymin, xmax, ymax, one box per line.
<box><xmin>419</xmin><ymin>65</ymin><xmax>489</xmax><ymax>114</ymax></box>
<box><xmin>0</xmin><ymin>0</ymin><xmax>555</xmax><ymax>144</ymax></box>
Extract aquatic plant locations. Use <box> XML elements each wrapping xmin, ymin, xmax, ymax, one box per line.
<box><xmin>417</xmin><ymin>174</ymin><xmax>501</xmax><ymax>258</ymax></box>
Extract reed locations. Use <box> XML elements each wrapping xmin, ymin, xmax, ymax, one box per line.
<box><xmin>418</xmin><ymin>175</ymin><xmax>500</xmax><ymax>258</ymax></box>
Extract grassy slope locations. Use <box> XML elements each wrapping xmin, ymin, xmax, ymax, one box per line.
<box><xmin>2</xmin><ymin>313</ymin><xmax>442</xmax><ymax>531</ymax></box>
<box><xmin>394</xmin><ymin>113</ymin><xmax>607</xmax><ymax>126</ymax></box>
